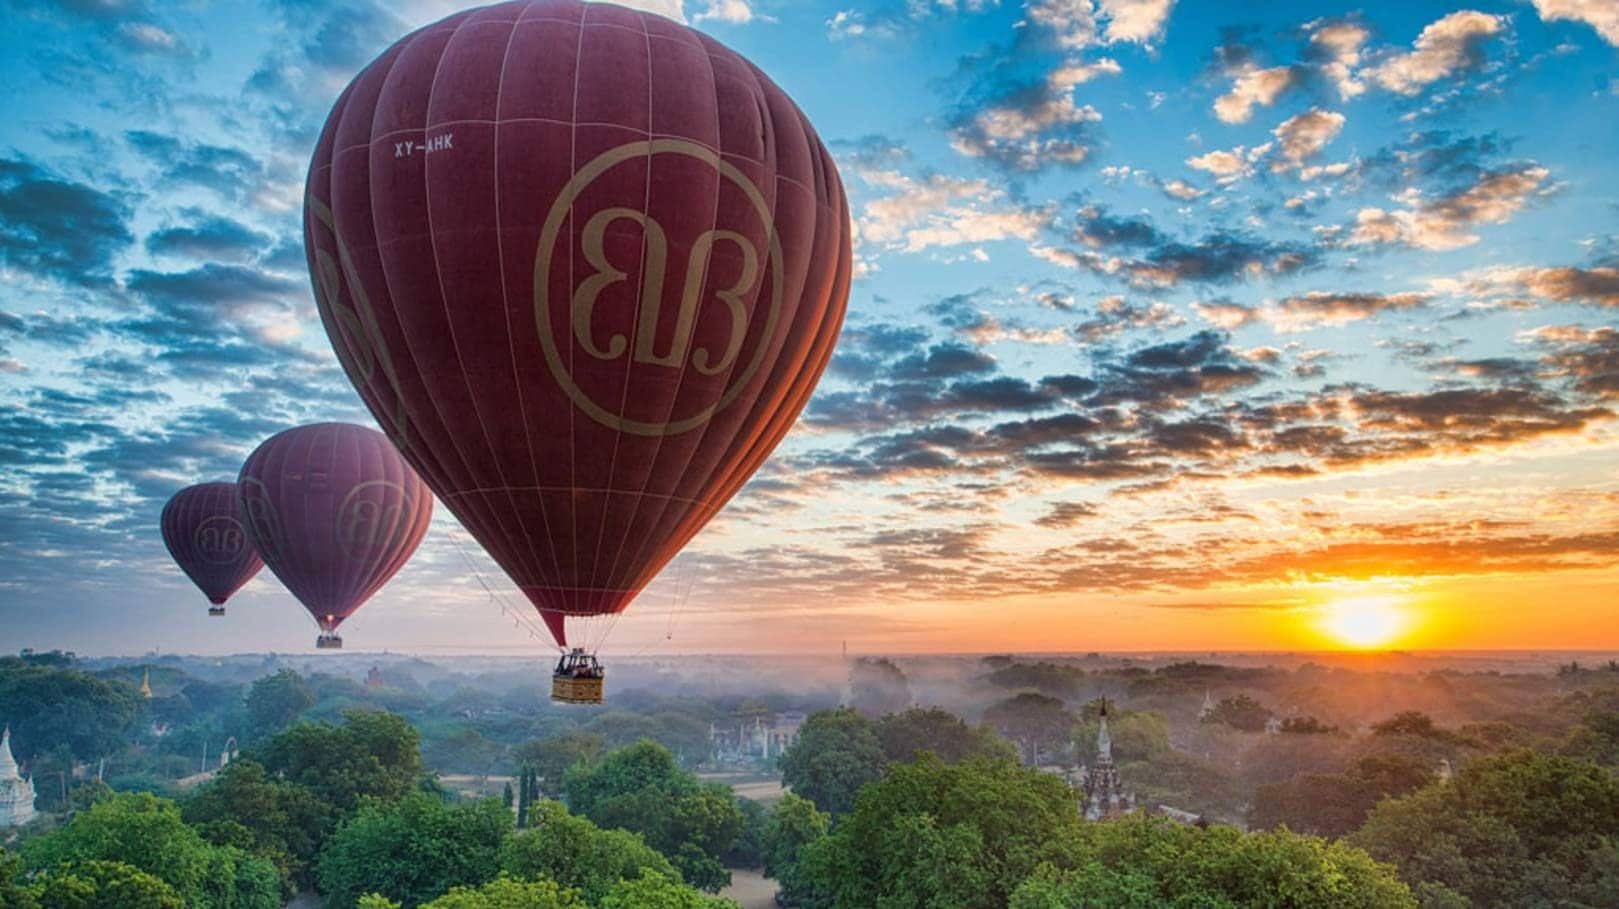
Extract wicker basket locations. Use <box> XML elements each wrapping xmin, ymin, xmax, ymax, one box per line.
<box><xmin>552</xmin><ymin>673</ymin><xmax>604</xmax><ymax>704</ymax></box>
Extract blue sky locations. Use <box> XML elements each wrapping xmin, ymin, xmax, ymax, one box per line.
<box><xmin>2</xmin><ymin>0</ymin><xmax>1617</xmax><ymax>656</ymax></box>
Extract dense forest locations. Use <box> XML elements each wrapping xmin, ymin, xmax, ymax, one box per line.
<box><xmin>2</xmin><ymin>649</ymin><xmax>1617</xmax><ymax>907</ymax></box>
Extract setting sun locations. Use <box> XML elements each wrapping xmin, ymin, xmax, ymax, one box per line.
<box><xmin>1320</xmin><ymin>596</ymin><xmax>1409</xmax><ymax>649</ymax></box>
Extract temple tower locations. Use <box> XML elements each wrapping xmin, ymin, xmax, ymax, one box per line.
<box><xmin>0</xmin><ymin>727</ymin><xmax>37</xmax><ymax>827</ymax></box>
<box><xmin>1081</xmin><ymin>700</ymin><xmax>1135</xmax><ymax>821</ymax></box>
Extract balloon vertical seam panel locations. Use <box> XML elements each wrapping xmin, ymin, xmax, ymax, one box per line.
<box><xmin>304</xmin><ymin>0</ymin><xmax>849</xmax><ymax>647</ymax></box>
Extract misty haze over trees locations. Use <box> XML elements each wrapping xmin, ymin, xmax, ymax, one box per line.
<box><xmin>2</xmin><ymin>648</ymin><xmax>1618</xmax><ymax>907</ymax></box>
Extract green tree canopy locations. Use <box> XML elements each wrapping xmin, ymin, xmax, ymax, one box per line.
<box><xmin>1352</xmin><ymin>749</ymin><xmax>1619</xmax><ymax>908</ymax></box>
<box><xmin>243</xmin><ymin>669</ymin><xmax>314</xmax><ymax>741</ymax></box>
<box><xmin>500</xmin><ymin>800</ymin><xmax>678</xmax><ymax>904</ymax></box>
<box><xmin>357</xmin><ymin>877</ymin><xmax>594</xmax><ymax>909</ymax></box>
<box><xmin>1371</xmin><ymin>711</ymin><xmax>1451</xmax><ymax>740</ymax></box>
<box><xmin>598</xmin><ymin>871</ymin><xmax>740</xmax><ymax>909</ymax></box>
<box><xmin>847</xmin><ymin>658</ymin><xmax>912</xmax><ymax>717</ymax></box>
<box><xmin>21</xmin><ymin>792</ymin><xmax>278</xmax><ymax>909</ymax></box>
<box><xmin>877</xmin><ymin>707</ymin><xmax>1017</xmax><ymax>765</ymax></box>
<box><xmin>23</xmin><ymin>859</ymin><xmax>186</xmax><ymax>909</ymax></box>
<box><xmin>315</xmin><ymin>790</ymin><xmax>509</xmax><ymax>909</ymax></box>
<box><xmin>1563</xmin><ymin>704</ymin><xmax>1619</xmax><ymax>767</ymax></box>
<box><xmin>800</xmin><ymin>755</ymin><xmax>1082</xmax><ymax>909</ymax></box>
<box><xmin>983</xmin><ymin>693</ymin><xmax>1075</xmax><ymax>766</ymax></box>
<box><xmin>420</xmin><ymin>875</ymin><xmax>588</xmax><ymax>909</ymax></box>
<box><xmin>722</xmin><ymin>797</ymin><xmax>768</xmax><ymax>868</ymax></box>
<box><xmin>181</xmin><ymin>756</ymin><xmax>333</xmax><ymax>890</ymax></box>
<box><xmin>582</xmin><ymin>711</ymin><xmax>711</xmax><ymax>767</ymax></box>
<box><xmin>1280</xmin><ymin>716</ymin><xmax>1337</xmax><ymax>734</ymax></box>
<box><xmin>1</xmin><ymin>848</ymin><xmax>34</xmax><ymax>909</ymax></box>
<box><xmin>1008</xmin><ymin>817</ymin><xmax>1415</xmax><ymax>909</ymax></box>
<box><xmin>1250</xmin><ymin>754</ymin><xmax>1436</xmax><ymax>838</ymax></box>
<box><xmin>563</xmin><ymin>741</ymin><xmax>742</xmax><ymax>892</ymax></box>
<box><xmin>0</xmin><ymin>656</ymin><xmax>143</xmax><ymax>762</ymax></box>
<box><xmin>777</xmin><ymin>708</ymin><xmax>883</xmax><ymax>817</ymax></box>
<box><xmin>511</xmin><ymin>731</ymin><xmax>604</xmax><ymax>798</ymax></box>
<box><xmin>762</xmin><ymin>793</ymin><xmax>829</xmax><ymax>908</ymax></box>
<box><xmin>1202</xmin><ymin>694</ymin><xmax>1272</xmax><ymax>733</ymax></box>
<box><xmin>257</xmin><ymin>709</ymin><xmax>421</xmax><ymax>813</ymax></box>
<box><xmin>982</xmin><ymin>662</ymin><xmax>1087</xmax><ymax>700</ymax></box>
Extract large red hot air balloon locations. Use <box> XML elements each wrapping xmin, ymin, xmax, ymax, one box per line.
<box><xmin>161</xmin><ymin>482</ymin><xmax>264</xmax><ymax>617</ymax></box>
<box><xmin>304</xmin><ymin>0</ymin><xmax>850</xmax><ymax>692</ymax></box>
<box><xmin>237</xmin><ymin>423</ymin><xmax>433</xmax><ymax>649</ymax></box>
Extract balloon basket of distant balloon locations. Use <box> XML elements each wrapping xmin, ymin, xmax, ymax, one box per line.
<box><xmin>551</xmin><ymin>649</ymin><xmax>604</xmax><ymax>704</ymax></box>
<box><xmin>316</xmin><ymin>633</ymin><xmax>343</xmax><ymax>650</ymax></box>
<box><xmin>208</xmin><ymin>606</ymin><xmax>225</xmax><ymax>617</ymax></box>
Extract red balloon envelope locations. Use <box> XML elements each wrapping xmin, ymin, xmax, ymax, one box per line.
<box><xmin>161</xmin><ymin>482</ymin><xmax>264</xmax><ymax>616</ymax></box>
<box><xmin>303</xmin><ymin>0</ymin><xmax>851</xmax><ymax>648</ymax></box>
<box><xmin>237</xmin><ymin>423</ymin><xmax>433</xmax><ymax>644</ymax></box>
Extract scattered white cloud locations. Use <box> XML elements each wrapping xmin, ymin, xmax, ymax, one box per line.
<box><xmin>1160</xmin><ymin>178</ymin><xmax>1206</xmax><ymax>201</ymax></box>
<box><xmin>1026</xmin><ymin>0</ymin><xmax>1177</xmax><ymax>48</ymax></box>
<box><xmin>116</xmin><ymin>22</ymin><xmax>187</xmax><ymax>55</ymax></box>
<box><xmin>695</xmin><ymin>0</ymin><xmax>754</xmax><ymax>25</ymax></box>
<box><xmin>1299</xmin><ymin>160</ymin><xmax>1355</xmax><ymax>182</ymax></box>
<box><xmin>601</xmin><ymin>0</ymin><xmax>689</xmax><ymax>22</ymax></box>
<box><xmin>1191</xmin><ymin>299</ymin><xmax>1261</xmax><ymax>329</ymax></box>
<box><xmin>1097</xmin><ymin>0</ymin><xmax>1176</xmax><ymax>47</ymax></box>
<box><xmin>826</xmin><ymin>9</ymin><xmax>871</xmax><ymax>39</ymax></box>
<box><xmin>1213</xmin><ymin>65</ymin><xmax>1296</xmax><ymax>124</ymax></box>
<box><xmin>962</xmin><ymin>318</ymin><xmax>1072</xmax><ymax>346</ymax></box>
<box><xmin>951</xmin><ymin>62</ymin><xmax>1112</xmax><ymax>170</ymax></box>
<box><xmin>1440</xmin><ymin>265</ymin><xmax>1619</xmax><ymax>307</ymax></box>
<box><xmin>1365</xmin><ymin>10</ymin><xmax>1507</xmax><ymax>96</ymax></box>
<box><xmin>1074</xmin><ymin>294</ymin><xmax>1185</xmax><ymax>340</ymax></box>
<box><xmin>1027</xmin><ymin>0</ymin><xmax>1100</xmax><ymax>48</ymax></box>
<box><xmin>1349</xmin><ymin>165</ymin><xmax>1552</xmax><ymax>250</ymax></box>
<box><xmin>1195</xmin><ymin>292</ymin><xmax>1429</xmax><ymax>332</ymax></box>
<box><xmin>1309</xmin><ymin>20</ymin><xmax>1370</xmax><ymax>99</ymax></box>
<box><xmin>1052</xmin><ymin>57</ymin><xmax>1125</xmax><ymax>86</ymax></box>
<box><xmin>851</xmin><ymin>165</ymin><xmax>1054</xmax><ymax>258</ymax></box>
<box><xmin>1532</xmin><ymin>0</ymin><xmax>1619</xmax><ymax>47</ymax></box>
<box><xmin>1272</xmin><ymin>109</ymin><xmax>1346</xmax><ymax>167</ymax></box>
<box><xmin>1263</xmin><ymin>291</ymin><xmax>1429</xmax><ymax>332</ymax></box>
<box><xmin>1186</xmin><ymin>143</ymin><xmax>1271</xmax><ymax>183</ymax></box>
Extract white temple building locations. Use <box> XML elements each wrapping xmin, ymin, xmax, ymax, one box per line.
<box><xmin>0</xmin><ymin>727</ymin><xmax>37</xmax><ymax>827</ymax></box>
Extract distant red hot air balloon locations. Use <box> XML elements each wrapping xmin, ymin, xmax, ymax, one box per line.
<box><xmin>303</xmin><ymin>0</ymin><xmax>851</xmax><ymax>690</ymax></box>
<box><xmin>161</xmin><ymin>482</ymin><xmax>264</xmax><ymax>617</ymax></box>
<box><xmin>237</xmin><ymin>423</ymin><xmax>433</xmax><ymax>649</ymax></box>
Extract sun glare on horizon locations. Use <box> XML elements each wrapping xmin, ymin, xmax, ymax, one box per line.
<box><xmin>1319</xmin><ymin>596</ymin><xmax>1410</xmax><ymax>649</ymax></box>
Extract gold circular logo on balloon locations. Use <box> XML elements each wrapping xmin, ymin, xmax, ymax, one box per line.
<box><xmin>194</xmin><ymin>515</ymin><xmax>247</xmax><ymax>565</ymax></box>
<box><xmin>336</xmin><ymin>480</ymin><xmax>412</xmax><ymax>563</ymax></box>
<box><xmin>533</xmin><ymin>139</ymin><xmax>785</xmax><ymax>437</ymax></box>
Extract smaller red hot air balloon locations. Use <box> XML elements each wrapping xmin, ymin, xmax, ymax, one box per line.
<box><xmin>161</xmin><ymin>482</ymin><xmax>264</xmax><ymax>617</ymax></box>
<box><xmin>238</xmin><ymin>423</ymin><xmax>432</xmax><ymax>649</ymax></box>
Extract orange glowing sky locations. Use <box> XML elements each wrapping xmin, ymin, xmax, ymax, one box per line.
<box><xmin>3</xmin><ymin>0</ymin><xmax>1618</xmax><ymax>656</ymax></box>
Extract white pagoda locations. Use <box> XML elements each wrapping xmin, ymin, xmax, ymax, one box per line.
<box><xmin>0</xmin><ymin>727</ymin><xmax>37</xmax><ymax>827</ymax></box>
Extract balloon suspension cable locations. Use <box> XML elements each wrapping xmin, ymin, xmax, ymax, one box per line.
<box><xmin>447</xmin><ymin>531</ymin><xmax>563</xmax><ymax>654</ymax></box>
<box><xmin>625</xmin><ymin>559</ymin><xmax>696</xmax><ymax>659</ymax></box>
